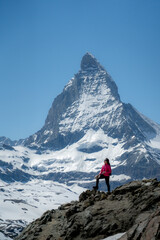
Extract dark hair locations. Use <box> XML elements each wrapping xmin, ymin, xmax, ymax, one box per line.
<box><xmin>104</xmin><ymin>158</ymin><xmax>110</xmax><ymax>165</ymax></box>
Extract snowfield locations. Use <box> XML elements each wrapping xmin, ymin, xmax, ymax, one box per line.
<box><xmin>0</xmin><ymin>129</ymin><xmax>129</xmax><ymax>175</ymax></box>
<box><xmin>0</xmin><ymin>180</ymin><xmax>84</xmax><ymax>221</ymax></box>
<box><xmin>0</xmin><ymin>179</ymin><xmax>85</xmax><ymax>239</ymax></box>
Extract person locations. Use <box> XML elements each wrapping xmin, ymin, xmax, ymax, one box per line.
<box><xmin>93</xmin><ymin>158</ymin><xmax>111</xmax><ymax>192</ymax></box>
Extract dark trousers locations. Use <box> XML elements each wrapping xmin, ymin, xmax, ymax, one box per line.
<box><xmin>96</xmin><ymin>174</ymin><xmax>110</xmax><ymax>192</ymax></box>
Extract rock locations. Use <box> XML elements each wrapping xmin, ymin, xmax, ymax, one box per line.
<box><xmin>119</xmin><ymin>210</ymin><xmax>160</xmax><ymax>240</ymax></box>
<box><xmin>15</xmin><ymin>179</ymin><xmax>160</xmax><ymax>240</ymax></box>
<box><xmin>80</xmin><ymin>52</ymin><xmax>104</xmax><ymax>71</ymax></box>
<box><xmin>65</xmin><ymin>205</ymin><xmax>77</xmax><ymax>218</ymax></box>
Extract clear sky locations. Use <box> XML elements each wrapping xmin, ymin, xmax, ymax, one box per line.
<box><xmin>0</xmin><ymin>0</ymin><xmax>160</xmax><ymax>140</ymax></box>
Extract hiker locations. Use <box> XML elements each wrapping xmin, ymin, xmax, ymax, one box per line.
<box><xmin>93</xmin><ymin>158</ymin><xmax>111</xmax><ymax>192</ymax></box>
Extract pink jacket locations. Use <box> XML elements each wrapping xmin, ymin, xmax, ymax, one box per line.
<box><xmin>100</xmin><ymin>164</ymin><xmax>111</xmax><ymax>176</ymax></box>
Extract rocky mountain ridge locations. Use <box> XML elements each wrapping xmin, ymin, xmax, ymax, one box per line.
<box><xmin>16</xmin><ymin>178</ymin><xmax>160</xmax><ymax>240</ymax></box>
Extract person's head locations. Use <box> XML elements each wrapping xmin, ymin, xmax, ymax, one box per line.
<box><xmin>104</xmin><ymin>158</ymin><xmax>110</xmax><ymax>165</ymax></box>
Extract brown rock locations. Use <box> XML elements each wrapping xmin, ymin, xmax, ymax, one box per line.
<box><xmin>15</xmin><ymin>179</ymin><xmax>160</xmax><ymax>240</ymax></box>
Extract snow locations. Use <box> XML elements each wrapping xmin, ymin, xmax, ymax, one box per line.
<box><xmin>26</xmin><ymin>129</ymin><xmax>127</xmax><ymax>174</ymax></box>
<box><xmin>0</xmin><ymin>128</ymin><xmax>136</xmax><ymax>180</ymax></box>
<box><xmin>59</xmin><ymin>70</ymin><xmax>122</xmax><ymax>135</ymax></box>
<box><xmin>136</xmin><ymin>108</ymin><xmax>160</xmax><ymax>150</ymax></box>
<box><xmin>103</xmin><ymin>233</ymin><xmax>125</xmax><ymax>240</ymax></box>
<box><xmin>0</xmin><ymin>232</ymin><xmax>12</xmax><ymax>240</ymax></box>
<box><xmin>111</xmin><ymin>174</ymin><xmax>131</xmax><ymax>181</ymax></box>
<box><xmin>33</xmin><ymin>134</ymin><xmax>37</xmax><ymax>141</ymax></box>
<box><xmin>0</xmin><ymin>179</ymin><xmax>85</xmax><ymax>221</ymax></box>
<box><xmin>0</xmin><ymin>128</ymin><xmax>127</xmax><ymax>176</ymax></box>
<box><xmin>0</xmin><ymin>127</ymin><xmax>133</xmax><ymax>239</ymax></box>
<box><xmin>147</xmin><ymin>134</ymin><xmax>160</xmax><ymax>150</ymax></box>
<box><xmin>68</xmin><ymin>174</ymin><xmax>131</xmax><ymax>185</ymax></box>
<box><xmin>0</xmin><ymin>179</ymin><xmax>85</xmax><ymax>239</ymax></box>
<box><xmin>0</xmin><ymin>179</ymin><xmax>6</xmax><ymax>186</ymax></box>
<box><xmin>64</xmin><ymin>77</ymin><xmax>74</xmax><ymax>91</ymax></box>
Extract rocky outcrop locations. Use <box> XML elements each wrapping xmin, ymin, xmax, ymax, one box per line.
<box><xmin>120</xmin><ymin>209</ymin><xmax>160</xmax><ymax>240</ymax></box>
<box><xmin>16</xmin><ymin>179</ymin><xmax>160</xmax><ymax>240</ymax></box>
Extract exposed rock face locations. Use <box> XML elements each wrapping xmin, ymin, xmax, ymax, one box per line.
<box><xmin>120</xmin><ymin>209</ymin><xmax>160</xmax><ymax>240</ymax></box>
<box><xmin>16</xmin><ymin>179</ymin><xmax>160</xmax><ymax>240</ymax></box>
<box><xmin>80</xmin><ymin>52</ymin><xmax>105</xmax><ymax>71</ymax></box>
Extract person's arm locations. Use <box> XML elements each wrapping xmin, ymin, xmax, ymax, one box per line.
<box><xmin>100</xmin><ymin>165</ymin><xmax>104</xmax><ymax>175</ymax></box>
<box><xmin>95</xmin><ymin>165</ymin><xmax>103</xmax><ymax>179</ymax></box>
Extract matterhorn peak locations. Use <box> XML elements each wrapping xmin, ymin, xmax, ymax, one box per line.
<box><xmin>80</xmin><ymin>52</ymin><xmax>104</xmax><ymax>71</ymax></box>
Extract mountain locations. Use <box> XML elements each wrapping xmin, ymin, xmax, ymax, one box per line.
<box><xmin>15</xmin><ymin>178</ymin><xmax>160</xmax><ymax>240</ymax></box>
<box><xmin>1</xmin><ymin>52</ymin><xmax>160</xmax><ymax>183</ymax></box>
<box><xmin>0</xmin><ymin>136</ymin><xmax>17</xmax><ymax>147</ymax></box>
<box><xmin>23</xmin><ymin>52</ymin><xmax>160</xmax><ymax>179</ymax></box>
<box><xmin>1</xmin><ymin>52</ymin><xmax>160</xmax><ymax>185</ymax></box>
<box><xmin>24</xmin><ymin>52</ymin><xmax>121</xmax><ymax>149</ymax></box>
<box><xmin>24</xmin><ymin>53</ymin><xmax>157</xmax><ymax>150</ymax></box>
<box><xmin>24</xmin><ymin>53</ymin><xmax>158</xmax><ymax>149</ymax></box>
<box><xmin>0</xmin><ymin>53</ymin><xmax>160</xmax><ymax>239</ymax></box>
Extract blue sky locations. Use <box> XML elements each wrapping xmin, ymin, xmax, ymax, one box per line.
<box><xmin>0</xmin><ymin>0</ymin><xmax>160</xmax><ymax>140</ymax></box>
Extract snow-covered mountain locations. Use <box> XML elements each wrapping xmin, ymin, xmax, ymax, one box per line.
<box><xmin>1</xmin><ymin>52</ymin><xmax>160</xmax><ymax>184</ymax></box>
<box><xmin>22</xmin><ymin>52</ymin><xmax>160</xmax><ymax>180</ymax></box>
<box><xmin>0</xmin><ymin>52</ymin><xmax>160</xmax><ymax>239</ymax></box>
<box><xmin>24</xmin><ymin>53</ymin><xmax>157</xmax><ymax>150</ymax></box>
<box><xmin>0</xmin><ymin>52</ymin><xmax>160</xmax><ymax>189</ymax></box>
<box><xmin>0</xmin><ymin>137</ymin><xmax>16</xmax><ymax>147</ymax></box>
